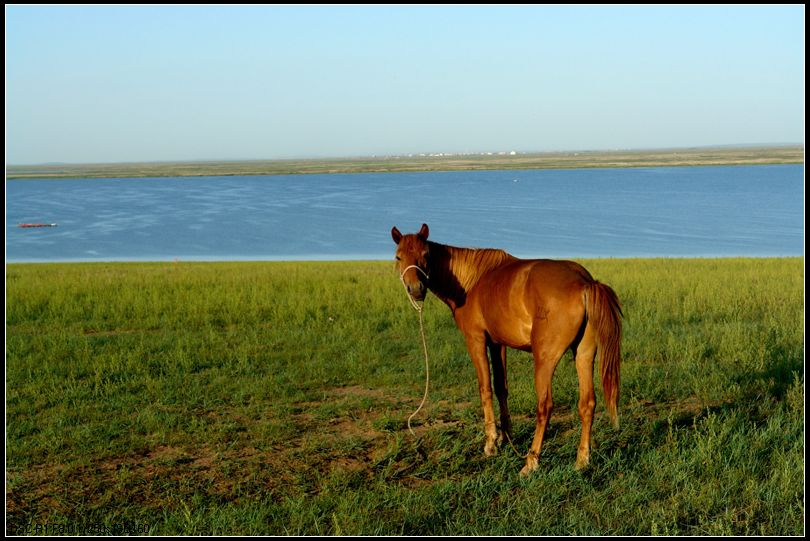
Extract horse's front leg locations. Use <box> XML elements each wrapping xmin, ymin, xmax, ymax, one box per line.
<box><xmin>465</xmin><ymin>333</ymin><xmax>498</xmax><ymax>456</ymax></box>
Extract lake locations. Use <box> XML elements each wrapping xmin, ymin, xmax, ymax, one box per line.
<box><xmin>5</xmin><ymin>165</ymin><xmax>804</xmax><ymax>262</ymax></box>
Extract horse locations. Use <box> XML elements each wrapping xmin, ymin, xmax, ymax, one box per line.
<box><xmin>392</xmin><ymin>223</ymin><xmax>622</xmax><ymax>475</ymax></box>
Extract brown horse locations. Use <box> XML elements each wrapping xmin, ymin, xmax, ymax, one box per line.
<box><xmin>392</xmin><ymin>223</ymin><xmax>622</xmax><ymax>475</ymax></box>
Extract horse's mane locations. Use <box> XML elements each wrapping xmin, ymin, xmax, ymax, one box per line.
<box><xmin>427</xmin><ymin>241</ymin><xmax>516</xmax><ymax>308</ymax></box>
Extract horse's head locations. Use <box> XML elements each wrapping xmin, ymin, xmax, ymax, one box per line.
<box><xmin>391</xmin><ymin>223</ymin><xmax>431</xmax><ymax>302</ymax></box>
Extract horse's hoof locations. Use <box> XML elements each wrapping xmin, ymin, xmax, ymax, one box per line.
<box><xmin>484</xmin><ymin>440</ymin><xmax>498</xmax><ymax>457</ymax></box>
<box><xmin>575</xmin><ymin>449</ymin><xmax>590</xmax><ymax>470</ymax></box>
<box><xmin>520</xmin><ymin>454</ymin><xmax>539</xmax><ymax>476</ymax></box>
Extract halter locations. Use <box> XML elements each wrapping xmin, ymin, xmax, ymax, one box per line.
<box><xmin>399</xmin><ymin>264</ymin><xmax>430</xmax><ymax>312</ymax></box>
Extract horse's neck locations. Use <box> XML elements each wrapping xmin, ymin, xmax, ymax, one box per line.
<box><xmin>427</xmin><ymin>241</ymin><xmax>514</xmax><ymax>311</ymax></box>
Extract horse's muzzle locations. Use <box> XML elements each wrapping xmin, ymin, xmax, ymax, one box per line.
<box><xmin>407</xmin><ymin>282</ymin><xmax>427</xmax><ymax>301</ymax></box>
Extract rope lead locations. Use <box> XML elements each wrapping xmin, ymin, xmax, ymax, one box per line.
<box><xmin>399</xmin><ymin>265</ymin><xmax>430</xmax><ymax>436</ymax></box>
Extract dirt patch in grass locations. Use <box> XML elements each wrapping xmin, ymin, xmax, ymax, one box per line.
<box><xmin>328</xmin><ymin>384</ymin><xmax>392</xmax><ymax>400</ymax></box>
<box><xmin>4</xmin><ymin>387</ymin><xmax>759</xmax><ymax>533</ymax></box>
<box><xmin>6</xmin><ymin>384</ymin><xmax>456</xmax><ymax>527</ymax></box>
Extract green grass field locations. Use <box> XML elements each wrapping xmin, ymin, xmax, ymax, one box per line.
<box><xmin>5</xmin><ymin>258</ymin><xmax>804</xmax><ymax>535</ymax></box>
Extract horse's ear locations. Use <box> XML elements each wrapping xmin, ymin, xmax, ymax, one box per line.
<box><xmin>391</xmin><ymin>226</ymin><xmax>403</xmax><ymax>244</ymax></box>
<box><xmin>418</xmin><ymin>223</ymin><xmax>429</xmax><ymax>240</ymax></box>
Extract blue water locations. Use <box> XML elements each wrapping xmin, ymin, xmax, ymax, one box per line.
<box><xmin>5</xmin><ymin>165</ymin><xmax>804</xmax><ymax>262</ymax></box>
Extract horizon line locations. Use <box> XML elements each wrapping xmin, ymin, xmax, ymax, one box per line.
<box><xmin>6</xmin><ymin>142</ymin><xmax>804</xmax><ymax>168</ymax></box>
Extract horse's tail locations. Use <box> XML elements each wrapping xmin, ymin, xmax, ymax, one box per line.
<box><xmin>586</xmin><ymin>281</ymin><xmax>623</xmax><ymax>428</ymax></box>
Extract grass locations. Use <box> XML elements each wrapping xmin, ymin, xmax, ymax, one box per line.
<box><xmin>5</xmin><ymin>145</ymin><xmax>804</xmax><ymax>179</ymax></box>
<box><xmin>5</xmin><ymin>258</ymin><xmax>804</xmax><ymax>535</ymax></box>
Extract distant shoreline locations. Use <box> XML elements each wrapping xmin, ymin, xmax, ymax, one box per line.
<box><xmin>6</xmin><ymin>255</ymin><xmax>804</xmax><ymax>265</ymax></box>
<box><xmin>6</xmin><ymin>145</ymin><xmax>803</xmax><ymax>180</ymax></box>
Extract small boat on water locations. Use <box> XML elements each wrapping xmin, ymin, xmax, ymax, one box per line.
<box><xmin>18</xmin><ymin>223</ymin><xmax>58</xmax><ymax>228</ymax></box>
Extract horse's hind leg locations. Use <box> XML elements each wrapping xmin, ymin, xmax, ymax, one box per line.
<box><xmin>488</xmin><ymin>339</ymin><xmax>512</xmax><ymax>444</ymax></box>
<box><xmin>520</xmin><ymin>320</ymin><xmax>570</xmax><ymax>476</ymax></box>
<box><xmin>573</xmin><ymin>322</ymin><xmax>598</xmax><ymax>470</ymax></box>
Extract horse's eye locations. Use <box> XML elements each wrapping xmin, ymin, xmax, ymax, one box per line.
<box><xmin>395</xmin><ymin>256</ymin><xmax>401</xmax><ymax>261</ymax></box>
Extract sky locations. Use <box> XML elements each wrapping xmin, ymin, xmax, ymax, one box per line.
<box><xmin>5</xmin><ymin>5</ymin><xmax>805</xmax><ymax>165</ymax></box>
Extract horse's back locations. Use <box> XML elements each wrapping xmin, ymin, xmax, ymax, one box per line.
<box><xmin>525</xmin><ymin>257</ymin><xmax>592</xmax><ymax>282</ymax></box>
<box><xmin>470</xmin><ymin>258</ymin><xmax>593</xmax><ymax>349</ymax></box>
<box><xmin>484</xmin><ymin>257</ymin><xmax>593</xmax><ymax>302</ymax></box>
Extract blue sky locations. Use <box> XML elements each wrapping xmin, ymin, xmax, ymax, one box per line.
<box><xmin>5</xmin><ymin>5</ymin><xmax>805</xmax><ymax>164</ymax></box>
